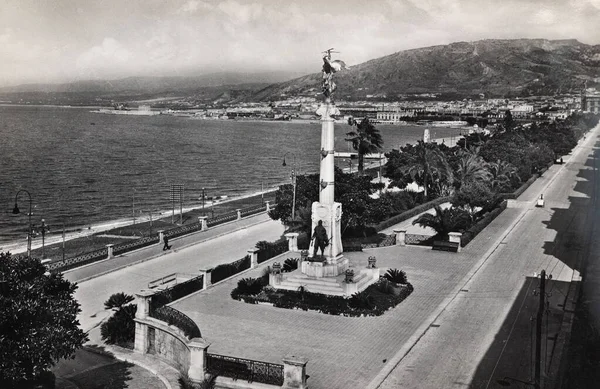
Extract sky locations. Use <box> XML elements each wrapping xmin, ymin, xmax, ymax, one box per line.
<box><xmin>0</xmin><ymin>0</ymin><xmax>599</xmax><ymax>87</ymax></box>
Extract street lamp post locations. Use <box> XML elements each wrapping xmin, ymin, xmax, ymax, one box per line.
<box><xmin>12</xmin><ymin>190</ymin><xmax>33</xmax><ymax>257</ymax></box>
<box><xmin>202</xmin><ymin>187</ymin><xmax>205</xmax><ymax>215</ymax></box>
<box><xmin>38</xmin><ymin>219</ymin><xmax>50</xmax><ymax>259</ymax></box>
<box><xmin>282</xmin><ymin>152</ymin><xmax>297</xmax><ymax>221</ymax></box>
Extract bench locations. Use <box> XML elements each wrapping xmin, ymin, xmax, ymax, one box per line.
<box><xmin>432</xmin><ymin>241</ymin><xmax>459</xmax><ymax>252</ymax></box>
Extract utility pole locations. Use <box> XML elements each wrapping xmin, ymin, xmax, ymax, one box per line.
<box><xmin>535</xmin><ymin>269</ymin><xmax>546</xmax><ymax>389</ymax></box>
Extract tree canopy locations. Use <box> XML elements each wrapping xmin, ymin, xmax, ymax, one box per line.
<box><xmin>0</xmin><ymin>252</ymin><xmax>87</xmax><ymax>388</ymax></box>
<box><xmin>346</xmin><ymin>117</ymin><xmax>384</xmax><ymax>173</ymax></box>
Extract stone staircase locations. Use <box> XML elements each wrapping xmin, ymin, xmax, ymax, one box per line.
<box><xmin>277</xmin><ymin>270</ymin><xmax>374</xmax><ymax>296</ymax></box>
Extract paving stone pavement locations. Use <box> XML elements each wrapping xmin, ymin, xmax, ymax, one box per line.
<box><xmin>172</xmin><ymin>208</ymin><xmax>521</xmax><ymax>389</ymax></box>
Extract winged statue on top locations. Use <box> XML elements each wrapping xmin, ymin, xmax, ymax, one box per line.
<box><xmin>321</xmin><ymin>48</ymin><xmax>349</xmax><ymax>101</ymax></box>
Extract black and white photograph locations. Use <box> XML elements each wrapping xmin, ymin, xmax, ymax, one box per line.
<box><xmin>1</xmin><ymin>1</ymin><xmax>599</xmax><ymax>388</ymax></box>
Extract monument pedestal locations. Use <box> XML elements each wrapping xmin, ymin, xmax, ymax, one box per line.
<box><xmin>305</xmin><ymin>201</ymin><xmax>346</xmax><ymax>277</ymax></box>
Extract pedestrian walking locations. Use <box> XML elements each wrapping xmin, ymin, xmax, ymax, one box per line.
<box><xmin>163</xmin><ymin>235</ymin><xmax>172</xmax><ymax>250</ymax></box>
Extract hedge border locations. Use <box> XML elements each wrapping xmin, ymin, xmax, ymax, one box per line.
<box><xmin>372</xmin><ymin>196</ymin><xmax>450</xmax><ymax>232</ymax></box>
<box><xmin>460</xmin><ymin>200</ymin><xmax>508</xmax><ymax>247</ymax></box>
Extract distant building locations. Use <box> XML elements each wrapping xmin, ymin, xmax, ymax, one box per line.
<box><xmin>581</xmin><ymin>89</ymin><xmax>600</xmax><ymax>113</ymax></box>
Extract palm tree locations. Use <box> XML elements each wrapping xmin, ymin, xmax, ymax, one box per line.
<box><xmin>402</xmin><ymin>141</ymin><xmax>453</xmax><ymax>200</ymax></box>
<box><xmin>346</xmin><ymin>117</ymin><xmax>384</xmax><ymax>173</ymax></box>
<box><xmin>487</xmin><ymin>159</ymin><xmax>519</xmax><ymax>191</ymax></box>
<box><xmin>412</xmin><ymin>205</ymin><xmax>472</xmax><ymax>238</ymax></box>
<box><xmin>455</xmin><ymin>147</ymin><xmax>492</xmax><ymax>188</ymax></box>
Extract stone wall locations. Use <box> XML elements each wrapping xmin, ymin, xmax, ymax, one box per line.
<box><xmin>136</xmin><ymin>317</ymin><xmax>191</xmax><ymax>372</ymax></box>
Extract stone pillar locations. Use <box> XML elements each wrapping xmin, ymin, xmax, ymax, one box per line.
<box><xmin>158</xmin><ymin>230</ymin><xmax>165</xmax><ymax>246</ymax></box>
<box><xmin>106</xmin><ymin>244</ymin><xmax>114</xmax><ymax>259</ymax></box>
<box><xmin>282</xmin><ymin>355</ymin><xmax>309</xmax><ymax>389</ymax></box>
<box><xmin>198</xmin><ymin>216</ymin><xmax>208</xmax><ymax>231</ymax></box>
<box><xmin>247</xmin><ymin>248</ymin><xmax>260</xmax><ymax>269</ymax></box>
<box><xmin>134</xmin><ymin>290</ymin><xmax>155</xmax><ymax>354</ymax></box>
<box><xmin>394</xmin><ymin>229</ymin><xmax>406</xmax><ymax>246</ymax></box>
<box><xmin>285</xmin><ymin>232</ymin><xmax>299</xmax><ymax>252</ymax></box>
<box><xmin>304</xmin><ymin>102</ymin><xmax>345</xmax><ymax>276</ymax></box>
<box><xmin>199</xmin><ymin>268</ymin><xmax>213</xmax><ymax>289</ymax></box>
<box><xmin>265</xmin><ymin>201</ymin><xmax>271</xmax><ymax>212</ymax></box>
<box><xmin>236</xmin><ymin>209</ymin><xmax>242</xmax><ymax>220</ymax></box>
<box><xmin>188</xmin><ymin>338</ymin><xmax>211</xmax><ymax>383</ymax></box>
<box><xmin>448</xmin><ymin>232</ymin><xmax>462</xmax><ymax>252</ymax></box>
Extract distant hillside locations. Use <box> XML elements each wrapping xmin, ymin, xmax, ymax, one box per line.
<box><xmin>0</xmin><ymin>71</ymin><xmax>306</xmax><ymax>94</ymax></box>
<box><xmin>252</xmin><ymin>39</ymin><xmax>600</xmax><ymax>101</ymax></box>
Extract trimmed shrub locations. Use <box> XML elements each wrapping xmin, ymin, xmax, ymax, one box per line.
<box><xmin>349</xmin><ymin>292</ymin><xmax>374</xmax><ymax>310</ymax></box>
<box><xmin>283</xmin><ymin>258</ymin><xmax>299</xmax><ymax>272</ymax></box>
<box><xmin>104</xmin><ymin>292</ymin><xmax>135</xmax><ymax>310</ymax></box>
<box><xmin>212</xmin><ymin>255</ymin><xmax>251</xmax><ymax>284</ymax></box>
<box><xmin>372</xmin><ymin>197</ymin><xmax>450</xmax><ymax>232</ymax></box>
<box><xmin>256</xmin><ymin>239</ymin><xmax>289</xmax><ymax>263</ymax></box>
<box><xmin>376</xmin><ymin>279</ymin><xmax>396</xmax><ymax>295</ymax></box>
<box><xmin>236</xmin><ymin>278</ymin><xmax>263</xmax><ymax>296</ymax></box>
<box><xmin>233</xmin><ymin>279</ymin><xmax>414</xmax><ymax>317</ymax></box>
<box><xmin>384</xmin><ymin>269</ymin><xmax>408</xmax><ymax>285</ymax></box>
<box><xmin>100</xmin><ymin>304</ymin><xmax>137</xmax><ymax>348</ymax></box>
<box><xmin>460</xmin><ymin>200</ymin><xmax>507</xmax><ymax>247</ymax></box>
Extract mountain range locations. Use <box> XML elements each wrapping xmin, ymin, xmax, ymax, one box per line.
<box><xmin>254</xmin><ymin>39</ymin><xmax>600</xmax><ymax>101</ymax></box>
<box><xmin>1</xmin><ymin>39</ymin><xmax>599</xmax><ymax>104</ymax></box>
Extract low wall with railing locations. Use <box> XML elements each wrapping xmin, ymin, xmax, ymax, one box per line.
<box><xmin>48</xmin><ymin>202</ymin><xmax>273</xmax><ymax>273</ymax></box>
<box><xmin>134</xmin><ymin>289</ymin><xmax>308</xmax><ymax>388</ymax></box>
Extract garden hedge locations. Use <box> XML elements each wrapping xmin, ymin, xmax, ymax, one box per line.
<box><xmin>372</xmin><ymin>196</ymin><xmax>450</xmax><ymax>232</ymax></box>
<box><xmin>460</xmin><ymin>200</ymin><xmax>508</xmax><ymax>247</ymax></box>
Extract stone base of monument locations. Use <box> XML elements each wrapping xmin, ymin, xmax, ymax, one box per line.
<box><xmin>269</xmin><ymin>266</ymin><xmax>380</xmax><ymax>297</ymax></box>
<box><xmin>301</xmin><ymin>256</ymin><xmax>348</xmax><ymax>278</ymax></box>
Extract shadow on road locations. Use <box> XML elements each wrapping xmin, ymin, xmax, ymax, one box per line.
<box><xmin>468</xmin><ymin>137</ymin><xmax>600</xmax><ymax>388</ymax></box>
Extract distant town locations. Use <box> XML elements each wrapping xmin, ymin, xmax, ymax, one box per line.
<box><xmin>85</xmin><ymin>88</ymin><xmax>600</xmax><ymax>129</ymax></box>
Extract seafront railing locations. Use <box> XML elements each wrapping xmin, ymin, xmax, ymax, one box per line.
<box><xmin>47</xmin><ymin>202</ymin><xmax>274</xmax><ymax>273</ymax></box>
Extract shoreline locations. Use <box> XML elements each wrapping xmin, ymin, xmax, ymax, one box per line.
<box><xmin>0</xmin><ymin>186</ymin><xmax>281</xmax><ymax>255</ymax></box>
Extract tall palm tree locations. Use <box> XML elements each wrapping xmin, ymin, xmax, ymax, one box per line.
<box><xmin>402</xmin><ymin>141</ymin><xmax>453</xmax><ymax>199</ymax></box>
<box><xmin>455</xmin><ymin>147</ymin><xmax>492</xmax><ymax>188</ymax></box>
<box><xmin>412</xmin><ymin>205</ymin><xmax>472</xmax><ymax>238</ymax></box>
<box><xmin>487</xmin><ymin>159</ymin><xmax>520</xmax><ymax>191</ymax></box>
<box><xmin>345</xmin><ymin>117</ymin><xmax>384</xmax><ymax>173</ymax></box>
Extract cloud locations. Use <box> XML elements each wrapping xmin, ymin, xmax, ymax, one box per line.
<box><xmin>76</xmin><ymin>38</ymin><xmax>133</xmax><ymax>78</ymax></box>
<box><xmin>177</xmin><ymin>0</ymin><xmax>212</xmax><ymax>14</ymax></box>
<box><xmin>218</xmin><ymin>0</ymin><xmax>264</xmax><ymax>25</ymax></box>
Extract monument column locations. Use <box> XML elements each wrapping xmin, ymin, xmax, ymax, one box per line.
<box><xmin>304</xmin><ymin>48</ymin><xmax>348</xmax><ymax>277</ymax></box>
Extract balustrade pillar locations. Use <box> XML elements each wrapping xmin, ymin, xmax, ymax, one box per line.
<box><xmin>188</xmin><ymin>338</ymin><xmax>211</xmax><ymax>383</ymax></box>
<box><xmin>198</xmin><ymin>216</ymin><xmax>208</xmax><ymax>231</ymax></box>
<box><xmin>106</xmin><ymin>244</ymin><xmax>114</xmax><ymax>259</ymax></box>
<box><xmin>282</xmin><ymin>355</ymin><xmax>309</xmax><ymax>389</ymax></box>
<box><xmin>134</xmin><ymin>290</ymin><xmax>155</xmax><ymax>354</ymax></box>
<box><xmin>247</xmin><ymin>248</ymin><xmax>260</xmax><ymax>268</ymax></box>
<box><xmin>393</xmin><ymin>229</ymin><xmax>406</xmax><ymax>246</ymax></box>
<box><xmin>285</xmin><ymin>232</ymin><xmax>299</xmax><ymax>252</ymax></box>
<box><xmin>448</xmin><ymin>232</ymin><xmax>462</xmax><ymax>252</ymax></box>
<box><xmin>199</xmin><ymin>268</ymin><xmax>213</xmax><ymax>289</ymax></box>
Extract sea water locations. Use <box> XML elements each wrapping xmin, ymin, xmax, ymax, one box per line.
<box><xmin>0</xmin><ymin>105</ymin><xmax>463</xmax><ymax>246</ymax></box>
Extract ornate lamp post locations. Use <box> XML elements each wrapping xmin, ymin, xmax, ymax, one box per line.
<box><xmin>12</xmin><ymin>190</ymin><xmax>33</xmax><ymax>257</ymax></box>
<box><xmin>36</xmin><ymin>219</ymin><xmax>50</xmax><ymax>259</ymax></box>
<box><xmin>282</xmin><ymin>152</ymin><xmax>297</xmax><ymax>221</ymax></box>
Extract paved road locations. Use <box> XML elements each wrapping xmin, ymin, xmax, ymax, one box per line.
<box><xmin>377</xmin><ymin>126</ymin><xmax>599</xmax><ymax>389</ymax></box>
<box><xmin>70</xmin><ymin>214</ymin><xmax>285</xmax><ymax>335</ymax></box>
